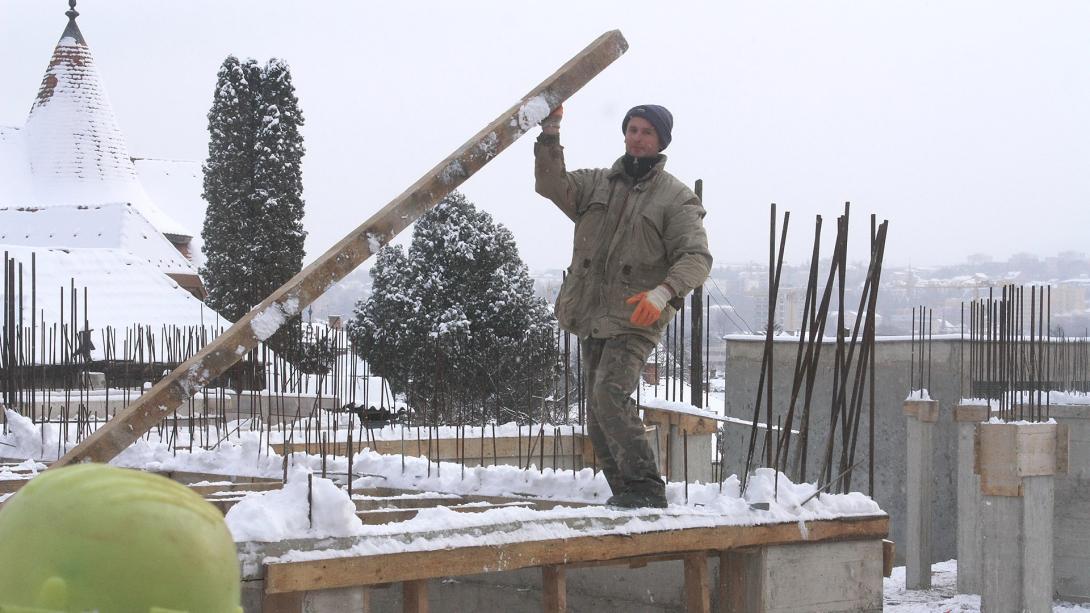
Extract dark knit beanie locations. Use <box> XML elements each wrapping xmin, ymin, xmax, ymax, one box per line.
<box><xmin>621</xmin><ymin>104</ymin><xmax>673</xmax><ymax>151</ymax></box>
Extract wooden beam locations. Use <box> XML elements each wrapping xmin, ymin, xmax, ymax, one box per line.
<box><xmin>187</xmin><ymin>481</ymin><xmax>282</xmax><ymax>496</ymax></box>
<box><xmin>264</xmin><ymin>516</ymin><xmax>887</xmax><ymax>593</ymax></box>
<box><xmin>683</xmin><ymin>553</ymin><xmax>711</xmax><ymax>613</ymax></box>
<box><xmin>403</xmin><ymin>579</ymin><xmax>429</xmax><ymax>613</ymax></box>
<box><xmin>542</xmin><ymin>565</ymin><xmax>567</xmax><ymax>613</ymax></box>
<box><xmin>272</xmin><ymin>433</ymin><xmax>591</xmax><ymax>465</ymax></box>
<box><xmin>642</xmin><ymin>406</ymin><xmax>718</xmax><ymax>436</ymax></box>
<box><xmin>43</xmin><ymin>30</ymin><xmax>629</xmax><ymax>470</ymax></box>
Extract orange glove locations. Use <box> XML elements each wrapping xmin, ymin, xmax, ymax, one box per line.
<box><xmin>540</xmin><ymin>104</ymin><xmax>563</xmax><ymax>135</ymax></box>
<box><xmin>626</xmin><ymin>285</ymin><xmax>673</xmax><ymax>327</ymax></box>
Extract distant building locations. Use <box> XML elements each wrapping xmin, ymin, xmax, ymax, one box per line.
<box><xmin>0</xmin><ymin>4</ymin><xmax>217</xmax><ymax>330</ymax></box>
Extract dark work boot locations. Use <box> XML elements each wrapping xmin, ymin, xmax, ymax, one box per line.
<box><xmin>606</xmin><ymin>489</ymin><xmax>668</xmax><ymax>509</ymax></box>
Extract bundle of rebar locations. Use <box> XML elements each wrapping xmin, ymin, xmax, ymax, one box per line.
<box><xmin>961</xmin><ymin>284</ymin><xmax>1067</xmax><ymax>422</ymax></box>
<box><xmin>740</xmin><ymin>204</ymin><xmax>889</xmax><ymax>497</ymax></box>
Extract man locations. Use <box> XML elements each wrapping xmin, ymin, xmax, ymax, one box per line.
<box><xmin>534</xmin><ymin>104</ymin><xmax>712</xmax><ymax>508</ymax></box>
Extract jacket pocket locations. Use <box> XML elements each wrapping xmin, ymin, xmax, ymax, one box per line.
<box><xmin>555</xmin><ymin>262</ymin><xmax>591</xmax><ymax>332</ymax></box>
<box><xmin>635</xmin><ymin>207</ymin><xmax>668</xmax><ymax>264</ymax></box>
<box><xmin>572</xmin><ymin>201</ymin><xmax>607</xmax><ymax>261</ymax></box>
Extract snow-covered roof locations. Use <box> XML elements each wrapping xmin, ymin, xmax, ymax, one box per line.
<box><xmin>0</xmin><ymin>246</ymin><xmax>216</xmax><ymax>330</ymax></box>
<box><xmin>133</xmin><ymin>158</ymin><xmax>206</xmax><ymax>241</ymax></box>
<box><xmin>0</xmin><ymin>13</ymin><xmax>192</xmax><ymax>240</ymax></box>
<box><xmin>0</xmin><ymin>10</ymin><xmax>216</xmax><ymax>331</ymax></box>
<box><xmin>0</xmin><ymin>203</ymin><xmax>194</xmax><ymax>275</ymax></box>
<box><xmin>0</xmin><ymin>126</ymin><xmax>34</xmax><ymax>203</ymax></box>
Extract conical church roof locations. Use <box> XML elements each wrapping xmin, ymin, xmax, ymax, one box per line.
<box><xmin>16</xmin><ymin>2</ymin><xmax>190</xmax><ymax>239</ymax></box>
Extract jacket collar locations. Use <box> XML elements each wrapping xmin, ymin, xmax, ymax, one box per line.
<box><xmin>608</xmin><ymin>153</ymin><xmax>668</xmax><ymax>185</ymax></box>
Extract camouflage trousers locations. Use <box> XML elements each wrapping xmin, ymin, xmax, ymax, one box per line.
<box><xmin>582</xmin><ymin>334</ymin><xmax>664</xmax><ymax>497</ymax></box>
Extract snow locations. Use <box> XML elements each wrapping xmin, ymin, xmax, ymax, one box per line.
<box><xmin>439</xmin><ymin>160</ymin><xmax>465</xmax><ymax>185</ymax></box>
<box><xmin>249</xmin><ymin>296</ymin><xmax>301</xmax><ymax>340</ymax></box>
<box><xmin>0</xmin><ymin>244</ymin><xmax>218</xmax><ymax>333</ymax></box>
<box><xmin>251</xmin><ymin>302</ymin><xmax>289</xmax><ymax>340</ymax></box>
<box><xmin>986</xmin><ymin>417</ymin><xmax>1056</xmax><ymax>425</ymax></box>
<box><xmin>1042</xmin><ymin>391</ymin><xmax>1090</xmax><ymax>405</ymax></box>
<box><xmin>639</xmin><ymin>395</ymin><xmax>718</xmax><ymax>419</ymax></box>
<box><xmin>365</xmin><ymin>232</ymin><xmax>385</xmax><ymax>254</ymax></box>
<box><xmin>262</xmin><ymin>465</ymin><xmax>882</xmax><ymax>562</ymax></box>
<box><xmin>7</xmin><ymin>34</ymin><xmax>189</xmax><ymax>241</ymax></box>
<box><xmin>0</xmin><ymin>19</ymin><xmax>201</xmax><ymax>331</ymax></box>
<box><xmin>0</xmin><ymin>126</ymin><xmax>33</xmax><ymax>204</ymax></box>
<box><xmin>476</xmin><ymin>131</ymin><xmax>499</xmax><ymax>159</ymax></box>
<box><xmin>907</xmin><ymin>389</ymin><xmax>932</xmax><ymax>401</ymax></box>
<box><xmin>0</xmin><ymin>202</ymin><xmax>195</xmax><ymax>275</ymax></box>
<box><xmin>132</xmin><ymin>158</ymin><xmax>204</xmax><ymax>240</ymax></box>
<box><xmin>883</xmin><ymin>560</ymin><xmax>1090</xmax><ymax>612</ymax></box>
<box><xmin>225</xmin><ymin>469</ymin><xmax>365</xmax><ymax>541</ymax></box>
<box><xmin>0</xmin><ymin>414</ymin><xmax>884</xmax><ymax>549</ymax></box>
<box><xmin>516</xmin><ymin>95</ymin><xmax>552</xmax><ymax>131</ymax></box>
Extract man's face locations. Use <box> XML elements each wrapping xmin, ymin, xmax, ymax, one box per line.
<box><xmin>624</xmin><ymin>116</ymin><xmax>661</xmax><ymax>158</ymax></box>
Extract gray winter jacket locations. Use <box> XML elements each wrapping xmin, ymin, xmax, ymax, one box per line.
<box><xmin>534</xmin><ymin>133</ymin><xmax>712</xmax><ymax>343</ymax></box>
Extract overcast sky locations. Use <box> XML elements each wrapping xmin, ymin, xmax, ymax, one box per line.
<box><xmin>3</xmin><ymin>1</ymin><xmax>1089</xmax><ymax>272</ymax></box>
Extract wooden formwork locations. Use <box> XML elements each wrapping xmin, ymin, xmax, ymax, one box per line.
<box><xmin>270</xmin><ymin>430</ymin><xmax>597</xmax><ymax>469</ymax></box>
<box><xmin>247</xmin><ymin>514</ymin><xmax>889</xmax><ymax>613</ymax></box>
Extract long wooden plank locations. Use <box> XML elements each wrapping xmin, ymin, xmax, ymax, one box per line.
<box><xmin>47</xmin><ymin>30</ymin><xmax>629</xmax><ymax>469</ymax></box>
<box><xmin>264</xmin><ymin>515</ymin><xmax>887</xmax><ymax>593</ymax></box>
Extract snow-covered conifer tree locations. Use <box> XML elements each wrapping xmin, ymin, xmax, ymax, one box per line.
<box><xmin>201</xmin><ymin>56</ymin><xmax>260</xmax><ymax>322</ymax></box>
<box><xmin>349</xmin><ymin>192</ymin><xmax>557</xmax><ymax>423</ymax></box>
<box><xmin>251</xmin><ymin>58</ymin><xmax>306</xmax><ymax>303</ymax></box>
<box><xmin>201</xmin><ymin>57</ymin><xmax>306</xmax><ymax>327</ymax></box>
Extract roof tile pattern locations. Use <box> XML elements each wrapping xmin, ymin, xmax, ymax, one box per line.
<box><xmin>24</xmin><ymin>23</ymin><xmax>142</xmax><ymax>207</ymax></box>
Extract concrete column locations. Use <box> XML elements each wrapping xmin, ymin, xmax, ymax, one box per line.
<box><xmin>1050</xmin><ymin>404</ymin><xmax>1090</xmax><ymax>602</ymax></box>
<box><xmin>977</xmin><ymin>421</ymin><xmax>1068</xmax><ymax>613</ymax></box>
<box><xmin>904</xmin><ymin>398</ymin><xmax>938</xmax><ymax>590</ymax></box>
<box><xmin>719</xmin><ymin>540</ymin><xmax>884</xmax><ymax>612</ymax></box>
<box><xmin>954</xmin><ymin>401</ymin><xmax>988</xmax><ymax>594</ymax></box>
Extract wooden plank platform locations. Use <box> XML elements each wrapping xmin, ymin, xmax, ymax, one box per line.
<box><xmin>261</xmin><ymin>515</ymin><xmax>888</xmax><ymax>594</ymax></box>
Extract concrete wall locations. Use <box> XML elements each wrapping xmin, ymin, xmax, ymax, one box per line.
<box><xmin>722</xmin><ymin>336</ymin><xmax>964</xmax><ymax>563</ymax></box>
<box><xmin>1051</xmin><ymin>404</ymin><xmax>1090</xmax><ymax>602</ymax></box>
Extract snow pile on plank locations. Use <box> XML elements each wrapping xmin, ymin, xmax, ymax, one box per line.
<box><xmin>226</xmin><ymin>470</ymin><xmax>364</xmax><ymax>541</ymax></box>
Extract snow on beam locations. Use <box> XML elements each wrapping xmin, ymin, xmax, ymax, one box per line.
<box><xmin>259</xmin><ymin>515</ymin><xmax>888</xmax><ymax>593</ymax></box>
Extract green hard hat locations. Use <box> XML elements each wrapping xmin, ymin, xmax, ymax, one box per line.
<box><xmin>0</xmin><ymin>464</ymin><xmax>242</xmax><ymax>613</ymax></box>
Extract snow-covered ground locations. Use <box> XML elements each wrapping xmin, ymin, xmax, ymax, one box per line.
<box><xmin>0</xmin><ymin>409</ymin><xmax>882</xmax><ymax>545</ymax></box>
<box><xmin>884</xmin><ymin>560</ymin><xmax>1090</xmax><ymax>612</ymax></box>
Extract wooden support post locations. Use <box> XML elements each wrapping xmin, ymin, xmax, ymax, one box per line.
<box><xmin>882</xmin><ymin>539</ymin><xmax>896</xmax><ymax>578</ymax></box>
<box><xmin>262</xmin><ymin>591</ymin><xmax>303</xmax><ymax>613</ymax></box>
<box><xmin>683</xmin><ymin>553</ymin><xmax>710</xmax><ymax>613</ymax></box>
<box><xmin>42</xmin><ymin>29</ymin><xmax>630</xmax><ymax>471</ymax></box>
<box><xmin>542</xmin><ymin>565</ymin><xmax>567</xmax><ymax>612</ymax></box>
<box><xmin>403</xmin><ymin>579</ymin><xmax>429</xmax><ymax>613</ymax></box>
<box><xmin>718</xmin><ymin>549</ymin><xmax>753</xmax><ymax>613</ymax></box>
